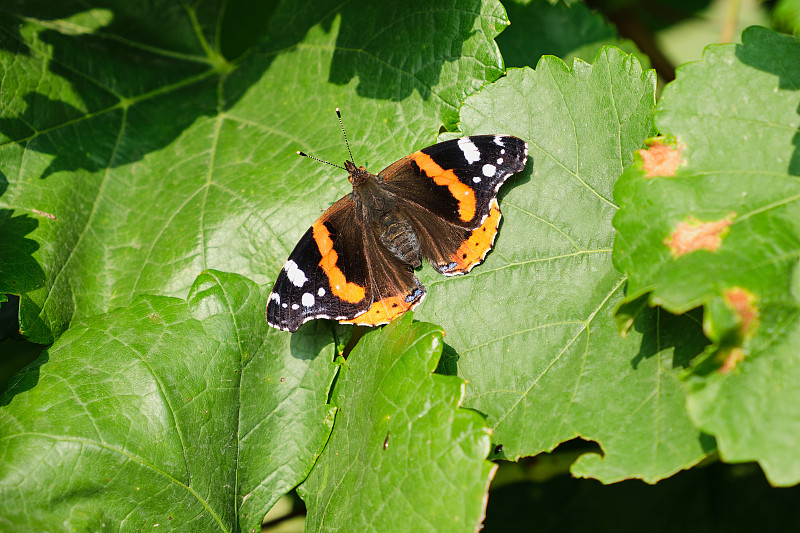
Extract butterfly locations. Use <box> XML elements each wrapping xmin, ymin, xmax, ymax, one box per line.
<box><xmin>267</xmin><ymin>111</ymin><xmax>527</xmax><ymax>332</ymax></box>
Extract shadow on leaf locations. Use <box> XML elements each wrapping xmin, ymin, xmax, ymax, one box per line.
<box><xmin>0</xmin><ymin>349</ymin><xmax>48</xmax><ymax>406</ymax></box>
<box><xmin>629</xmin><ymin>306</ymin><xmax>708</xmax><ymax>370</ymax></box>
<box><xmin>0</xmin><ymin>211</ymin><xmax>45</xmax><ymax>295</ymax></box>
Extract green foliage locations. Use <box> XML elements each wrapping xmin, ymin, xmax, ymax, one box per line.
<box><xmin>773</xmin><ymin>0</ymin><xmax>800</xmax><ymax>35</ymax></box>
<box><xmin>0</xmin><ymin>272</ymin><xmax>336</xmax><ymax>531</ymax></box>
<box><xmin>497</xmin><ymin>0</ymin><xmax>647</xmax><ymax>68</ymax></box>
<box><xmin>420</xmin><ymin>51</ymin><xmax>712</xmax><ymax>484</ymax></box>
<box><xmin>613</xmin><ymin>26</ymin><xmax>800</xmax><ymax>486</ymax></box>
<box><xmin>0</xmin><ymin>0</ymin><xmax>507</xmax><ymax>345</ymax></box>
<box><xmin>0</xmin><ymin>0</ymin><xmax>798</xmax><ymax>531</ymax></box>
<box><xmin>300</xmin><ymin>314</ymin><xmax>494</xmax><ymax>532</ymax></box>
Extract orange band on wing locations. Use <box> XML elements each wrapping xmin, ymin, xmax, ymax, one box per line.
<box><xmin>451</xmin><ymin>199</ymin><xmax>502</xmax><ymax>271</ymax></box>
<box><xmin>341</xmin><ymin>294</ymin><xmax>416</xmax><ymax>326</ymax></box>
<box><xmin>312</xmin><ymin>220</ymin><xmax>366</xmax><ymax>304</ymax></box>
<box><xmin>411</xmin><ymin>152</ymin><xmax>475</xmax><ymax>222</ymax></box>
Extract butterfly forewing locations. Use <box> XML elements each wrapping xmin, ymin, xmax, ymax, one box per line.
<box><xmin>267</xmin><ymin>197</ymin><xmax>366</xmax><ymax>331</ymax></box>
<box><xmin>380</xmin><ymin>135</ymin><xmax>527</xmax><ymax>227</ymax></box>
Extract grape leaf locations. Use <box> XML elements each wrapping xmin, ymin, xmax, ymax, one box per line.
<box><xmin>0</xmin><ymin>271</ymin><xmax>336</xmax><ymax>531</ymax></box>
<box><xmin>0</xmin><ymin>0</ymin><xmax>509</xmax><ymax>343</ymax></box>
<box><xmin>414</xmin><ymin>48</ymin><xmax>712</xmax><ymax>483</ymax></box>
<box><xmin>300</xmin><ymin>313</ymin><xmax>495</xmax><ymax>533</ymax></box>
<box><xmin>612</xmin><ymin>27</ymin><xmax>800</xmax><ymax>485</ymax></box>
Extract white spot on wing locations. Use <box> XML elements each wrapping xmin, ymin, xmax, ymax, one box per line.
<box><xmin>482</xmin><ymin>163</ymin><xmax>496</xmax><ymax>177</ymax></box>
<box><xmin>282</xmin><ymin>303</ymin><xmax>288</xmax><ymax>308</ymax></box>
<box><xmin>494</xmin><ymin>136</ymin><xmax>504</xmax><ymax>147</ymax></box>
<box><xmin>458</xmin><ymin>138</ymin><xmax>480</xmax><ymax>164</ymax></box>
<box><xmin>302</xmin><ymin>293</ymin><xmax>315</xmax><ymax>307</ymax></box>
<box><xmin>497</xmin><ymin>157</ymin><xmax>503</xmax><ymax>164</ymax></box>
<box><xmin>284</xmin><ymin>260</ymin><xmax>308</xmax><ymax>287</ymax></box>
<box><xmin>473</xmin><ymin>176</ymin><xmax>481</xmax><ymax>183</ymax></box>
<box><xmin>318</xmin><ymin>287</ymin><xmax>326</xmax><ymax>297</ymax></box>
<box><xmin>291</xmin><ymin>304</ymin><xmax>299</xmax><ymax>310</ymax></box>
<box><xmin>269</xmin><ymin>293</ymin><xmax>280</xmax><ymax>305</ymax></box>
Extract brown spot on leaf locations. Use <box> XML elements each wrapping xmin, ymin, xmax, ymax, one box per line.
<box><xmin>720</xmin><ymin>347</ymin><xmax>746</xmax><ymax>373</ymax></box>
<box><xmin>31</xmin><ymin>209</ymin><xmax>57</xmax><ymax>220</ymax></box>
<box><xmin>665</xmin><ymin>215</ymin><xmax>734</xmax><ymax>257</ymax></box>
<box><xmin>639</xmin><ymin>140</ymin><xmax>681</xmax><ymax>178</ymax></box>
<box><xmin>724</xmin><ymin>287</ymin><xmax>759</xmax><ymax>337</ymax></box>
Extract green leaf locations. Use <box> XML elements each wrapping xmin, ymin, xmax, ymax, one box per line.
<box><xmin>612</xmin><ymin>27</ymin><xmax>800</xmax><ymax>485</ymax></box>
<box><xmin>300</xmin><ymin>313</ymin><xmax>495</xmax><ymax>532</ymax></box>
<box><xmin>497</xmin><ymin>0</ymin><xmax>648</xmax><ymax>69</ymax></box>
<box><xmin>416</xmin><ymin>49</ymin><xmax>712</xmax><ymax>483</ymax></box>
<box><xmin>0</xmin><ymin>1</ymin><xmax>508</xmax><ymax>343</ymax></box>
<box><xmin>0</xmin><ymin>271</ymin><xmax>336</xmax><ymax>531</ymax></box>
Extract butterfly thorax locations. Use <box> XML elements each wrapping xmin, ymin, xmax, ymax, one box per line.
<box><xmin>346</xmin><ymin>160</ymin><xmax>422</xmax><ymax>268</ymax></box>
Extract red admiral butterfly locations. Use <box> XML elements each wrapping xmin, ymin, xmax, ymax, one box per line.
<box><xmin>267</xmin><ymin>110</ymin><xmax>528</xmax><ymax>332</ymax></box>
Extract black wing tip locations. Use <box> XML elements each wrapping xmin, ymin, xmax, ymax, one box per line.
<box><xmin>266</xmin><ymin>298</ymin><xmax>301</xmax><ymax>332</ymax></box>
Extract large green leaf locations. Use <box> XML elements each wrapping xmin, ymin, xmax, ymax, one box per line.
<box><xmin>300</xmin><ymin>313</ymin><xmax>495</xmax><ymax>532</ymax></box>
<box><xmin>0</xmin><ymin>0</ymin><xmax>508</xmax><ymax>343</ymax></box>
<box><xmin>612</xmin><ymin>27</ymin><xmax>800</xmax><ymax>485</ymax></box>
<box><xmin>417</xmin><ymin>49</ymin><xmax>713</xmax><ymax>483</ymax></box>
<box><xmin>0</xmin><ymin>271</ymin><xmax>336</xmax><ymax>531</ymax></box>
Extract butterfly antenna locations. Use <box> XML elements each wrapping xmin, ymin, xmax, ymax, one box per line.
<box><xmin>336</xmin><ymin>107</ymin><xmax>355</xmax><ymax>165</ymax></box>
<box><xmin>296</xmin><ymin>150</ymin><xmax>346</xmax><ymax>171</ymax></box>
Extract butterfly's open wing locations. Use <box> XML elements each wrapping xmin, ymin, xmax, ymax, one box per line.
<box><xmin>267</xmin><ymin>196</ymin><xmax>424</xmax><ymax>332</ymax></box>
<box><xmin>379</xmin><ymin>135</ymin><xmax>528</xmax><ymax>275</ymax></box>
